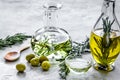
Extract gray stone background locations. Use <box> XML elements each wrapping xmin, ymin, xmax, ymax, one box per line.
<box><xmin>0</xmin><ymin>0</ymin><xmax>120</xmax><ymax>41</ymax></box>
<box><xmin>0</xmin><ymin>0</ymin><xmax>120</xmax><ymax>80</ymax></box>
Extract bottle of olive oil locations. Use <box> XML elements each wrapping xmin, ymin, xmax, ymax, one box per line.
<box><xmin>90</xmin><ymin>0</ymin><xmax>120</xmax><ymax>71</ymax></box>
<box><xmin>31</xmin><ymin>1</ymin><xmax>72</xmax><ymax>60</ymax></box>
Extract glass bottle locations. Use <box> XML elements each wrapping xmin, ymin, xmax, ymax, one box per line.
<box><xmin>90</xmin><ymin>0</ymin><xmax>120</xmax><ymax>71</ymax></box>
<box><xmin>31</xmin><ymin>1</ymin><xmax>72</xmax><ymax>60</ymax></box>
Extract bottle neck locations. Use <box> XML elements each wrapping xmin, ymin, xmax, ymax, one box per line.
<box><xmin>101</xmin><ymin>0</ymin><xmax>116</xmax><ymax>19</ymax></box>
<box><xmin>44</xmin><ymin>6</ymin><xmax>58</xmax><ymax>27</ymax></box>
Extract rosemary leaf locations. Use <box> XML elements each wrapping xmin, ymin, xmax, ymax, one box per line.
<box><xmin>0</xmin><ymin>33</ymin><xmax>31</xmax><ymax>50</ymax></box>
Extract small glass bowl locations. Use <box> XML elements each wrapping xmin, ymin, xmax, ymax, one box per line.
<box><xmin>65</xmin><ymin>55</ymin><xmax>92</xmax><ymax>74</ymax></box>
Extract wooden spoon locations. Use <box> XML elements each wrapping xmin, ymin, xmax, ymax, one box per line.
<box><xmin>4</xmin><ymin>46</ymin><xmax>30</xmax><ymax>61</ymax></box>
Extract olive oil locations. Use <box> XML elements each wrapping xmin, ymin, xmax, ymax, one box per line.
<box><xmin>90</xmin><ymin>0</ymin><xmax>120</xmax><ymax>71</ymax></box>
<box><xmin>31</xmin><ymin>38</ymin><xmax>72</xmax><ymax>60</ymax></box>
<box><xmin>66</xmin><ymin>59</ymin><xmax>92</xmax><ymax>73</ymax></box>
<box><xmin>90</xmin><ymin>29</ymin><xmax>120</xmax><ymax>68</ymax></box>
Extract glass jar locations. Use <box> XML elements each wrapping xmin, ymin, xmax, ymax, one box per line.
<box><xmin>31</xmin><ymin>1</ymin><xmax>72</xmax><ymax>60</ymax></box>
<box><xmin>90</xmin><ymin>0</ymin><xmax>120</xmax><ymax>71</ymax></box>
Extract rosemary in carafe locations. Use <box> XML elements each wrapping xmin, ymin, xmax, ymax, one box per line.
<box><xmin>31</xmin><ymin>1</ymin><xmax>72</xmax><ymax>61</ymax></box>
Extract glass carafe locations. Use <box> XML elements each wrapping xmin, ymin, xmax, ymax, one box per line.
<box><xmin>90</xmin><ymin>0</ymin><xmax>120</xmax><ymax>71</ymax></box>
<box><xmin>31</xmin><ymin>1</ymin><xmax>72</xmax><ymax>60</ymax></box>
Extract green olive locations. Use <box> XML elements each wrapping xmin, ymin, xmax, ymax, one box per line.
<box><xmin>16</xmin><ymin>63</ymin><xmax>26</xmax><ymax>72</ymax></box>
<box><xmin>26</xmin><ymin>54</ymin><xmax>35</xmax><ymax>62</ymax></box>
<box><xmin>41</xmin><ymin>61</ymin><xmax>51</xmax><ymax>71</ymax></box>
<box><xmin>30</xmin><ymin>57</ymin><xmax>39</xmax><ymax>67</ymax></box>
<box><xmin>39</xmin><ymin>55</ymin><xmax>49</xmax><ymax>63</ymax></box>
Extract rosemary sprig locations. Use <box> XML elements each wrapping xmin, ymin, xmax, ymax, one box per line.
<box><xmin>92</xmin><ymin>17</ymin><xmax>115</xmax><ymax>68</ymax></box>
<box><xmin>59</xmin><ymin>61</ymin><xmax>70</xmax><ymax>79</ymax></box>
<box><xmin>101</xmin><ymin>17</ymin><xmax>115</xmax><ymax>66</ymax></box>
<box><xmin>0</xmin><ymin>33</ymin><xmax>31</xmax><ymax>50</ymax></box>
<box><xmin>102</xmin><ymin>17</ymin><xmax>115</xmax><ymax>47</ymax></box>
<box><xmin>102</xmin><ymin>17</ymin><xmax>115</xmax><ymax>33</ymax></box>
<box><xmin>59</xmin><ymin>37</ymin><xmax>90</xmax><ymax>80</ymax></box>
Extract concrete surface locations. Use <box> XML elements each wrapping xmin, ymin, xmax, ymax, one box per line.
<box><xmin>0</xmin><ymin>0</ymin><xmax>120</xmax><ymax>80</ymax></box>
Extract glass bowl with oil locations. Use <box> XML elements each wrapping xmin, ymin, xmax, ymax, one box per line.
<box><xmin>65</xmin><ymin>54</ymin><xmax>92</xmax><ymax>74</ymax></box>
